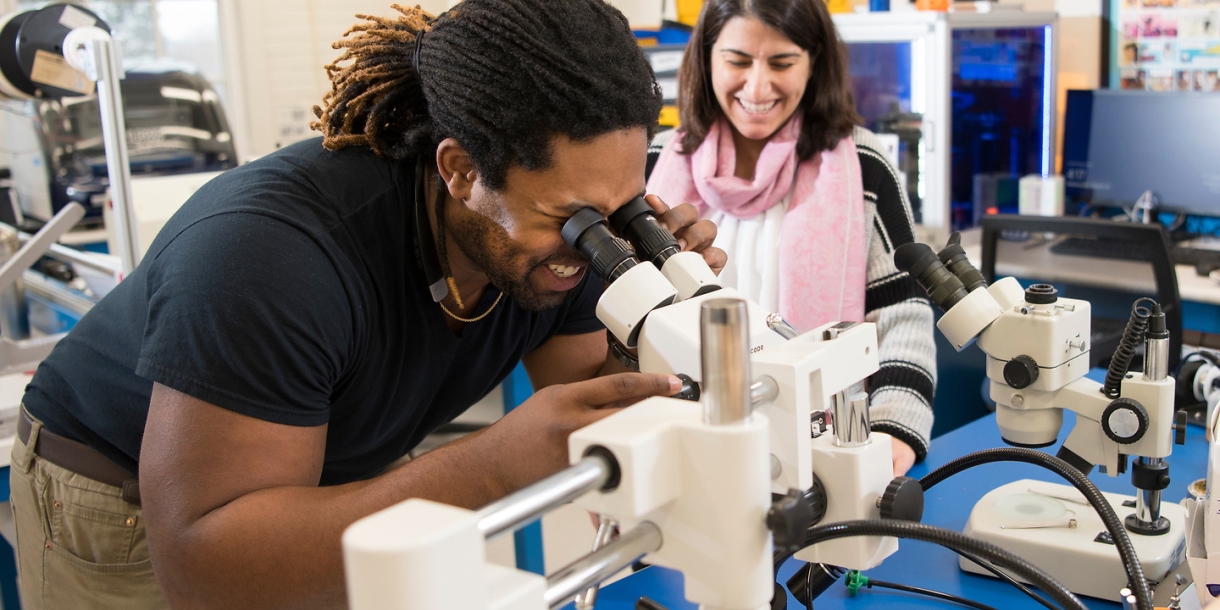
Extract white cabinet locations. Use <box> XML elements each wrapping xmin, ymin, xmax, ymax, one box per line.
<box><xmin>834</xmin><ymin>11</ymin><xmax>1058</xmax><ymax>244</ymax></box>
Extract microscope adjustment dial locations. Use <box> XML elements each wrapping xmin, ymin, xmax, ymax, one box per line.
<box><xmin>1101</xmin><ymin>398</ymin><xmax>1149</xmax><ymax>444</ymax></box>
<box><xmin>1003</xmin><ymin>355</ymin><xmax>1040</xmax><ymax>389</ymax></box>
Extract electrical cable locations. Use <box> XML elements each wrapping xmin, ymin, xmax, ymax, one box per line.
<box><xmin>1164</xmin><ymin>212</ymin><xmax>1187</xmax><ymax>232</ymax></box>
<box><xmin>954</xmin><ymin>548</ymin><xmax>1058</xmax><ymax>610</ymax></box>
<box><xmin>804</xmin><ymin>559</ymin><xmax>813</xmax><ymax>610</ymax></box>
<box><xmin>802</xmin><ymin>520</ymin><xmax>1087</xmax><ymax>610</ymax></box>
<box><xmin>848</xmin><ymin>573</ymin><xmax>998</xmax><ymax>610</ymax></box>
<box><xmin>774</xmin><ymin>544</ymin><xmax>1051</xmax><ymax>609</ymax></box>
<box><xmin>919</xmin><ymin>448</ymin><xmax>1153</xmax><ymax>610</ymax></box>
<box><xmin>775</xmin><ymin>536</ymin><xmax>1054</xmax><ymax>607</ymax></box>
<box><xmin>1102</xmin><ymin>297</ymin><xmax>1155</xmax><ymax>399</ymax></box>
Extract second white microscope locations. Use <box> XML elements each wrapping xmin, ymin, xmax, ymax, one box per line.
<box><xmin>895</xmin><ymin>235</ymin><xmax>1188</xmax><ymax>602</ymax></box>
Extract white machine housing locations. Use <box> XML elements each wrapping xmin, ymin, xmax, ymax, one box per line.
<box><xmin>593</xmin><ymin>240</ymin><xmax>900</xmax><ymax>570</ymax></box>
<box><xmin>344</xmin><ymin>500</ymin><xmax>546</xmax><ymax>610</ymax></box>
<box><xmin>638</xmin><ymin>287</ymin><xmax>789</xmax><ymax>383</ymax></box>
<box><xmin>617</xmin><ymin>288</ymin><xmax>897</xmax><ymax>570</ymax></box>
<box><xmin>342</xmin><ymin>395</ymin><xmax>780</xmax><ymax>610</ymax></box>
<box><xmin>962</xmin><ymin>479</ymin><xmax>1187</xmax><ymax>604</ymax></box>
<box><xmin>632</xmin><ymin>288</ymin><xmax>881</xmax><ymax>496</ymax></box>
<box><xmin>656</xmin><ymin>250</ymin><xmax>720</xmax><ymax>301</ymax></box>
<box><xmin>793</xmin><ymin>430</ymin><xmax>898</xmax><ymax>570</ymax></box>
<box><xmin>569</xmin><ymin>397</ymin><xmax>774</xmax><ymax>610</ymax></box>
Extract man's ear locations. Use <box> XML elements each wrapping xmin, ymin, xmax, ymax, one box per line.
<box><xmin>436</xmin><ymin>138</ymin><xmax>477</xmax><ymax>202</ymax></box>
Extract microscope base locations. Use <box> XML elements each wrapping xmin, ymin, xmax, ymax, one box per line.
<box><xmin>960</xmin><ymin>479</ymin><xmax>1188</xmax><ymax>603</ymax></box>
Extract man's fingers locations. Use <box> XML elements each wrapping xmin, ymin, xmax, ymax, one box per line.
<box><xmin>702</xmin><ymin>246</ymin><xmax>728</xmax><ymax>275</ymax></box>
<box><xmin>675</xmin><ymin>218</ymin><xmax>718</xmax><ymax>252</ymax></box>
<box><xmin>654</xmin><ymin>202</ymin><xmax>700</xmax><ymax>237</ymax></box>
<box><xmin>643</xmin><ymin>193</ymin><xmax>671</xmax><ymax>216</ymax></box>
<box><xmin>563</xmin><ymin>373</ymin><xmax>681</xmax><ymax>407</ymax></box>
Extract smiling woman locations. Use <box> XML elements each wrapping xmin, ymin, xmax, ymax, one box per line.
<box><xmin>647</xmin><ymin>0</ymin><xmax>939</xmax><ymax>476</ymax></box>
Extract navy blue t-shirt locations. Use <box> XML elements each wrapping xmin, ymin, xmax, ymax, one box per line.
<box><xmin>22</xmin><ymin>138</ymin><xmax>604</xmax><ymax>485</ymax></box>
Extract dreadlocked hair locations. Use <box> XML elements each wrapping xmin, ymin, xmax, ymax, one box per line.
<box><xmin>312</xmin><ymin>4</ymin><xmax>432</xmax><ymax>160</ymax></box>
<box><xmin>312</xmin><ymin>0</ymin><xmax>663</xmax><ymax>190</ymax></box>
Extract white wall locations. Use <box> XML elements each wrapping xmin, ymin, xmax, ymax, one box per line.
<box><xmin>219</xmin><ymin>0</ymin><xmax>455</xmax><ymax>161</ymax></box>
<box><xmin>606</xmin><ymin>0</ymin><xmax>665</xmax><ymax>29</ymax></box>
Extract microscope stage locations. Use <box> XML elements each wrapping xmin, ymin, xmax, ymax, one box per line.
<box><xmin>961</xmin><ymin>479</ymin><xmax>1187</xmax><ymax>603</ymax></box>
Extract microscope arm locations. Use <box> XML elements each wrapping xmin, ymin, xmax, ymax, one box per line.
<box><xmin>1055</xmin><ymin>377</ymin><xmax>1122</xmax><ymax>474</ymax></box>
<box><xmin>1037</xmin><ymin>367</ymin><xmax>1175</xmax><ymax>477</ymax></box>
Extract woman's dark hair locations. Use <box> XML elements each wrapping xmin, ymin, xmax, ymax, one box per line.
<box><xmin>676</xmin><ymin>0</ymin><xmax>860</xmax><ymax>160</ymax></box>
<box><xmin>312</xmin><ymin>0</ymin><xmax>663</xmax><ymax>190</ymax></box>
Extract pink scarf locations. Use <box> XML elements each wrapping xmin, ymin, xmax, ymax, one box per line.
<box><xmin>647</xmin><ymin>118</ymin><xmax>867</xmax><ymax>332</ymax></box>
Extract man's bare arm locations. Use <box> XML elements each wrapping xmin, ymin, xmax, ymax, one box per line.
<box><xmin>141</xmin><ymin>373</ymin><xmax>679</xmax><ymax>609</ymax></box>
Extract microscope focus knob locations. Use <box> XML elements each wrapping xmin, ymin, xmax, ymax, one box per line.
<box><xmin>878</xmin><ymin>476</ymin><xmax>924</xmax><ymax>522</ymax></box>
<box><xmin>1003</xmin><ymin>355</ymin><xmax>1040</xmax><ymax>389</ymax></box>
<box><xmin>1102</xmin><ymin>398</ymin><xmax>1149</xmax><ymax>444</ymax></box>
<box><xmin>1173</xmin><ymin>409</ymin><xmax>1188</xmax><ymax>446</ymax></box>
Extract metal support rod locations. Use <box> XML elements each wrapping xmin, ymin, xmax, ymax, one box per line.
<box><xmin>573</xmin><ymin>515</ymin><xmax>618</xmax><ymax>609</ymax></box>
<box><xmin>1134</xmin><ymin>457</ymin><xmax>1164</xmax><ymax>525</ymax></box>
<box><xmin>11</xmin><ymin>228</ymin><xmax>121</xmax><ymax>276</ymax></box>
<box><xmin>1121</xmin><ymin>589</ymin><xmax>1137</xmax><ymax>610</ymax></box>
<box><xmin>1144</xmin><ymin>335</ymin><xmax>1169</xmax><ymax>382</ymax></box>
<box><xmin>91</xmin><ymin>38</ymin><xmax>138</xmax><ymax>275</ymax></box>
<box><xmin>833</xmin><ymin>390</ymin><xmax>872</xmax><ymax>447</ymax></box>
<box><xmin>476</xmin><ymin>453</ymin><xmax>612</xmax><ymax>541</ymax></box>
<box><xmin>544</xmin><ymin>521</ymin><xmax>663</xmax><ymax>609</ymax></box>
<box><xmin>750</xmin><ymin>376</ymin><xmax>779</xmax><ymax>409</ymax></box>
<box><xmin>65</xmin><ymin>29</ymin><xmax>138</xmax><ymax>276</ymax></box>
<box><xmin>702</xmin><ymin>298</ymin><xmax>751</xmax><ymax>426</ymax></box>
<box><xmin>765</xmin><ymin>312</ymin><xmax>799</xmax><ymax>340</ymax></box>
<box><xmin>0</xmin><ymin>204</ymin><xmax>85</xmax><ymax>294</ymax></box>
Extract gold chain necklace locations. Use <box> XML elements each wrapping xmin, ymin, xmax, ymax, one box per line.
<box><xmin>439</xmin><ymin>292</ymin><xmax>503</xmax><ymax>323</ymax></box>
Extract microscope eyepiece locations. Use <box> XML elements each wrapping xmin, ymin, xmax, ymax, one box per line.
<box><xmin>608</xmin><ymin>196</ymin><xmax>681</xmax><ymax>267</ymax></box>
<box><xmin>561</xmin><ymin>208</ymin><xmax>639</xmax><ymax>283</ymax></box>
<box><xmin>937</xmin><ymin>232</ymin><xmax>988</xmax><ymax>293</ymax></box>
<box><xmin>894</xmin><ymin>242</ymin><xmax>969</xmax><ymax>312</ymax></box>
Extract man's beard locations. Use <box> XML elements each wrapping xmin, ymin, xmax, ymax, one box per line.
<box><xmin>446</xmin><ymin>210</ymin><xmax>570</xmax><ymax>312</ymax></box>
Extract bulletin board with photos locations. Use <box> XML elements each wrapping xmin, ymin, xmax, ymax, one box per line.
<box><xmin>1114</xmin><ymin>0</ymin><xmax>1220</xmax><ymax>91</ymax></box>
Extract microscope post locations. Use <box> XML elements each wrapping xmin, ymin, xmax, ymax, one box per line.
<box><xmin>1127</xmin><ymin>314</ymin><xmax>1173</xmax><ymax>535</ymax></box>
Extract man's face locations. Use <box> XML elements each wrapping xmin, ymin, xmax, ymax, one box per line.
<box><xmin>447</xmin><ymin>128</ymin><xmax>648</xmax><ymax>310</ymax></box>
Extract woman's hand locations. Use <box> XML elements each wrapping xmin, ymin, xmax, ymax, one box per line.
<box><xmin>644</xmin><ymin>194</ymin><xmax>726</xmax><ymax>275</ymax></box>
<box><xmin>891</xmin><ymin>436</ymin><xmax>917</xmax><ymax>477</ymax></box>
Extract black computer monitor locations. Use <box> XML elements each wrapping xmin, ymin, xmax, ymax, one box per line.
<box><xmin>1062</xmin><ymin>89</ymin><xmax>1220</xmax><ymax>217</ymax></box>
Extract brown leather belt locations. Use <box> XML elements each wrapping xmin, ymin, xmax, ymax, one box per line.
<box><xmin>18</xmin><ymin>406</ymin><xmax>141</xmax><ymax>506</ymax></box>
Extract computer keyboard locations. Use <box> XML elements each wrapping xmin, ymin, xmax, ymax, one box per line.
<box><xmin>1048</xmin><ymin>235</ymin><xmax>1220</xmax><ymax>274</ymax></box>
<box><xmin>1170</xmin><ymin>245</ymin><xmax>1220</xmax><ymax>274</ymax></box>
<box><xmin>1048</xmin><ymin>236</ymin><xmax>1155</xmax><ymax>262</ymax></box>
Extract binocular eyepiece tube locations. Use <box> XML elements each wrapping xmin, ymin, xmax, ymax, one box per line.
<box><xmin>563</xmin><ymin>202</ymin><xmax>681</xmax><ymax>349</ymax></box>
<box><xmin>608</xmin><ymin>197</ymin><xmax>681</xmax><ymax>268</ymax></box>
<box><xmin>561</xmin><ymin>196</ymin><xmax>686</xmax><ymax>285</ymax></box>
<box><xmin>893</xmin><ymin>232</ymin><xmax>988</xmax><ymax>314</ymax></box>
<box><xmin>561</xmin><ymin>208</ymin><xmax>640</xmax><ymax>283</ymax></box>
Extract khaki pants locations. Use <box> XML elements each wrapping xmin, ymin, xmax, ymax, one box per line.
<box><xmin>10</xmin><ymin>415</ymin><xmax>169</xmax><ymax>609</ymax></box>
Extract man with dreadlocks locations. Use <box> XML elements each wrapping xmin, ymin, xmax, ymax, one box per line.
<box><xmin>8</xmin><ymin>1</ymin><xmax>724</xmax><ymax>608</ymax></box>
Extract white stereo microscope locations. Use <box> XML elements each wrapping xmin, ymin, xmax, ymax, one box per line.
<box><xmin>340</xmin><ymin>200</ymin><xmax>924</xmax><ymax>610</ymax></box>
<box><xmin>895</xmin><ymin>235</ymin><xmax>1188</xmax><ymax>602</ymax></box>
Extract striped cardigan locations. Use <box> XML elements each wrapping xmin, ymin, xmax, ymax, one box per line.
<box><xmin>647</xmin><ymin>126</ymin><xmax>937</xmax><ymax>459</ymax></box>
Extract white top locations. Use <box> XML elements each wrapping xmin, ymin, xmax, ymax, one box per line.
<box><xmin>705</xmin><ymin>199</ymin><xmax>789</xmax><ymax>316</ymax></box>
